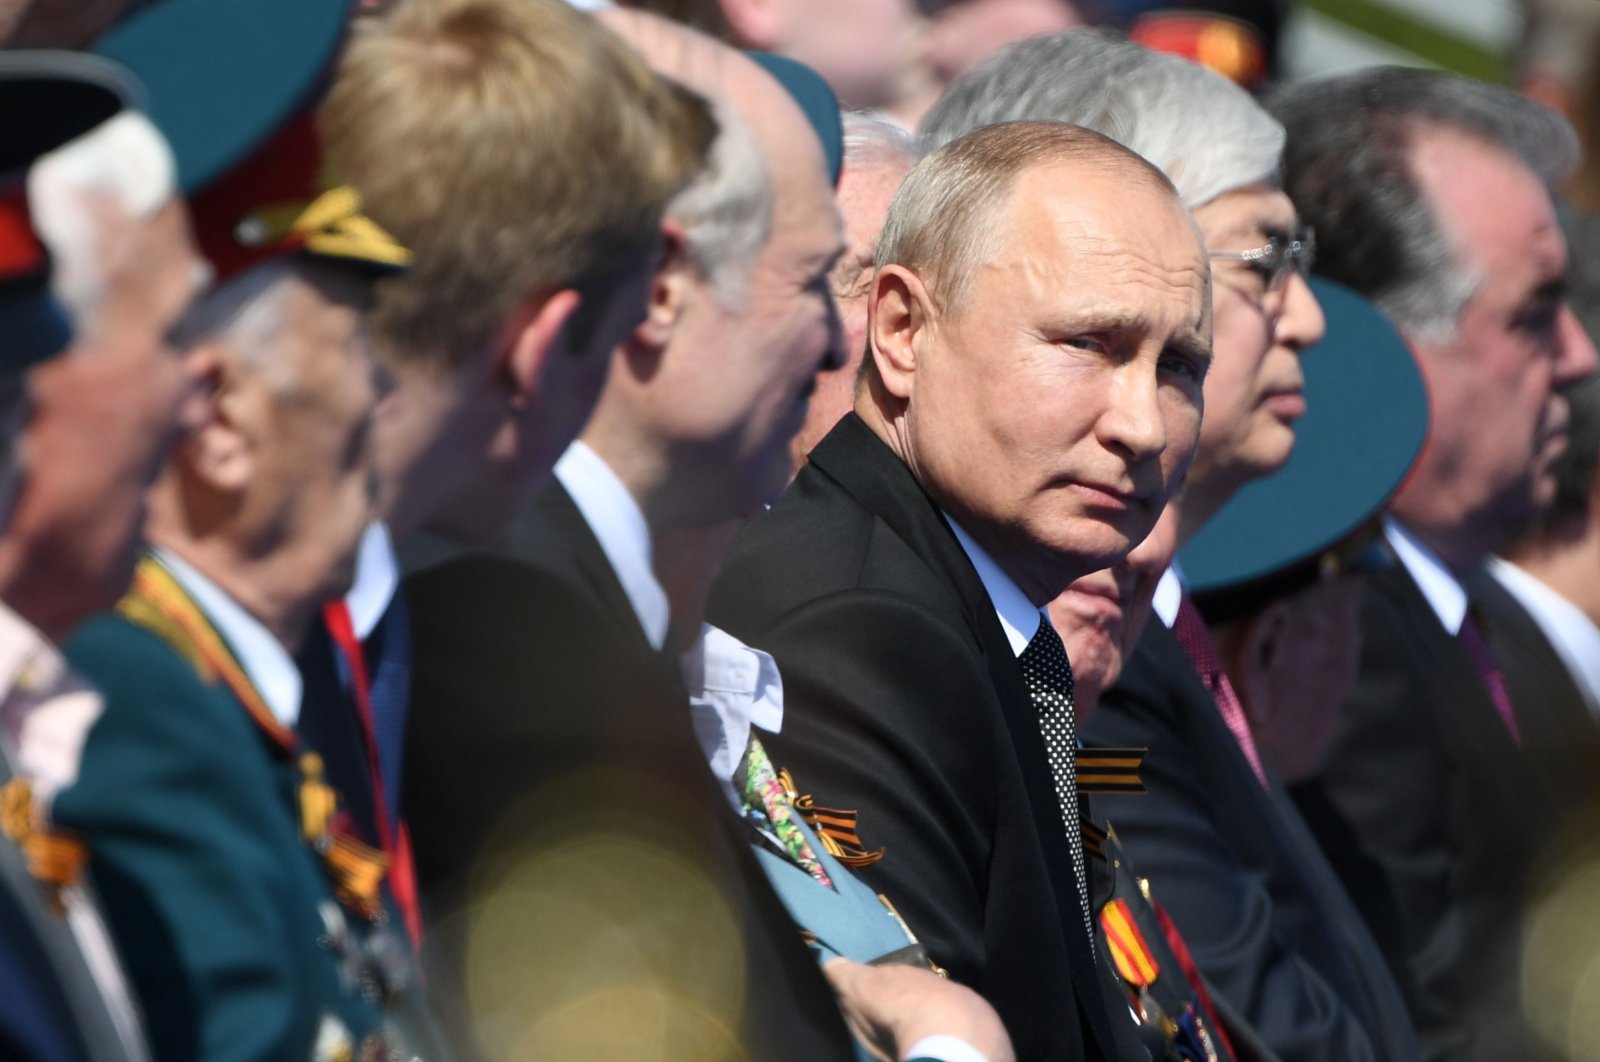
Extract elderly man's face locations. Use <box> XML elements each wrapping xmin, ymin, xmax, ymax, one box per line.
<box><xmin>1397</xmin><ymin>131</ymin><xmax>1598</xmax><ymax>544</ymax></box>
<box><xmin>664</xmin><ymin>136</ymin><xmax>844</xmax><ymax>519</ymax></box>
<box><xmin>1049</xmin><ymin>503</ymin><xmax>1178</xmax><ymax>720</ymax></box>
<box><xmin>238</xmin><ymin>264</ymin><xmax>378</xmax><ymax>602</ymax></box>
<box><xmin>1185</xmin><ymin>183</ymin><xmax>1325</xmax><ymax>512</ymax></box>
<box><xmin>902</xmin><ymin>162</ymin><xmax>1211</xmax><ymax>602</ymax></box>
<box><xmin>791</xmin><ymin>150</ymin><xmax>914</xmax><ymax>473</ymax></box>
<box><xmin>0</xmin><ymin>197</ymin><xmax>204</xmax><ymax>639</ymax></box>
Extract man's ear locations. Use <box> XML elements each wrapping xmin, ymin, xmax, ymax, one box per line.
<box><xmin>634</xmin><ymin>221</ymin><xmax>690</xmax><ymax>352</ymax></box>
<box><xmin>868</xmin><ymin>264</ymin><xmax>933</xmax><ymax>402</ymax></box>
<box><xmin>497</xmin><ymin>288</ymin><xmax>583</xmax><ymax>412</ymax></box>
<box><xmin>181</xmin><ymin>344</ymin><xmax>254</xmax><ymax>494</ymax></box>
<box><xmin>1236</xmin><ymin>602</ymin><xmax>1291</xmax><ymax>728</ymax></box>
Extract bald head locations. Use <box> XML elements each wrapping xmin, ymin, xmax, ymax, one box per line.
<box><xmin>601</xmin><ymin>8</ymin><xmax>828</xmax><ymax>195</ymax></box>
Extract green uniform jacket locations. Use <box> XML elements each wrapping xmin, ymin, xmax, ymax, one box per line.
<box><xmin>54</xmin><ymin>610</ymin><xmax>383</xmax><ymax>1062</ymax></box>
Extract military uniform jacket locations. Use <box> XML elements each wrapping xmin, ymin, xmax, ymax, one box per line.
<box><xmin>1084</xmin><ymin>618</ymin><xmax>1420</xmax><ymax>1062</ymax></box>
<box><xmin>54</xmin><ymin>555</ymin><xmax>386</xmax><ymax>1061</ymax></box>
<box><xmin>0</xmin><ymin>602</ymin><xmax>146</xmax><ymax>1062</ymax></box>
<box><xmin>708</xmin><ymin>414</ymin><xmax>1140</xmax><ymax>1062</ymax></box>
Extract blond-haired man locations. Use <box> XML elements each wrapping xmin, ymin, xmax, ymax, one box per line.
<box><xmin>297</xmin><ymin>0</ymin><xmax>715</xmax><ymax>922</ymax></box>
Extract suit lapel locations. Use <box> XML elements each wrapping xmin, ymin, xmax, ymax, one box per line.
<box><xmin>507</xmin><ymin>480</ymin><xmax>656</xmax><ymax>656</ymax></box>
<box><xmin>808</xmin><ymin>415</ymin><xmax>1124</xmax><ymax>1058</ymax></box>
<box><xmin>1377</xmin><ymin>566</ymin><xmax>1536</xmax><ymax>815</ymax></box>
<box><xmin>1467</xmin><ymin>566</ymin><xmax>1600</xmax><ymax>807</ymax></box>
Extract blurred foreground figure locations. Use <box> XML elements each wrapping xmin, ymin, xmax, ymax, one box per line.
<box><xmin>1274</xmin><ymin>68</ymin><xmax>1600</xmax><ymax>1060</ymax></box>
<box><xmin>790</xmin><ymin>111</ymin><xmax>917</xmax><ymax>474</ymax></box>
<box><xmin>0</xmin><ymin>51</ymin><xmax>179</xmax><ymax>1062</ymax></box>
<box><xmin>498</xmin><ymin>10</ymin><xmax>1012</xmax><ymax>1059</ymax></box>
<box><xmin>44</xmin><ymin>1</ymin><xmax>432</xmax><ymax>1057</ymax></box>
<box><xmin>711</xmin><ymin>119</ymin><xmax>1210</xmax><ymax>1060</ymax></box>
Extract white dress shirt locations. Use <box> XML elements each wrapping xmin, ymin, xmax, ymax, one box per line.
<box><xmin>944</xmin><ymin>515</ymin><xmax>1042</xmax><ymax>656</ymax></box>
<box><xmin>1152</xmin><ymin>561</ymin><xmax>1185</xmax><ymax>629</ymax></box>
<box><xmin>1487</xmin><ymin>557</ymin><xmax>1600</xmax><ymax>715</ymax></box>
<box><xmin>345</xmin><ymin>522</ymin><xmax>399</xmax><ymax>641</ymax></box>
<box><xmin>555</xmin><ymin>441</ymin><xmax>670</xmax><ymax>651</ymax></box>
<box><xmin>155</xmin><ymin>548</ymin><xmax>303</xmax><ymax>728</ymax></box>
<box><xmin>1384</xmin><ymin>517</ymin><xmax>1469</xmax><ymax>635</ymax></box>
<box><xmin>681</xmin><ymin>624</ymin><xmax>786</xmax><ymax>813</ymax></box>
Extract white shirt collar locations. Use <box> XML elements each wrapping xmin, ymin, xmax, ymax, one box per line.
<box><xmin>1487</xmin><ymin>557</ymin><xmax>1600</xmax><ymax>714</ymax></box>
<box><xmin>1384</xmin><ymin>516</ymin><xmax>1469</xmax><ymax>635</ymax></box>
<box><xmin>554</xmin><ymin>441</ymin><xmax>671</xmax><ymax>651</ymax></box>
<box><xmin>681</xmin><ymin>623</ymin><xmax>786</xmax><ymax>812</ymax></box>
<box><xmin>944</xmin><ymin>514</ymin><xmax>1041</xmax><ymax>657</ymax></box>
<box><xmin>1152</xmin><ymin>562</ymin><xmax>1185</xmax><ymax>628</ymax></box>
<box><xmin>154</xmin><ymin>547</ymin><xmax>303</xmax><ymax>728</ymax></box>
<box><xmin>344</xmin><ymin>522</ymin><xmax>398</xmax><ymax>641</ymax></box>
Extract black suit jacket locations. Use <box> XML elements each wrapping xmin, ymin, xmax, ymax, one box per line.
<box><xmin>709</xmin><ymin>415</ymin><xmax>1138</xmax><ymax>1061</ymax></box>
<box><xmin>1295</xmin><ymin>560</ymin><xmax>1600</xmax><ymax>1060</ymax></box>
<box><xmin>402</xmin><ymin>483</ymin><xmax>854</xmax><ymax>1061</ymax></box>
<box><xmin>1084</xmin><ymin>619</ymin><xmax>1420</xmax><ymax>1062</ymax></box>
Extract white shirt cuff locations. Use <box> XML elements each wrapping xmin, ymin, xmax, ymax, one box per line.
<box><xmin>903</xmin><ymin>1035</ymin><xmax>990</xmax><ymax>1062</ymax></box>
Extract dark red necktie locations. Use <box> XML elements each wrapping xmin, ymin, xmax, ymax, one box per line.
<box><xmin>1172</xmin><ymin>594</ymin><xmax>1268</xmax><ymax>788</ymax></box>
<box><xmin>1457</xmin><ymin>610</ymin><xmax>1520</xmax><ymax>744</ymax></box>
<box><xmin>324</xmin><ymin>599</ymin><xmax>423</xmax><ymax>946</ymax></box>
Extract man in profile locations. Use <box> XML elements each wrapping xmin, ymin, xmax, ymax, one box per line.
<box><xmin>1274</xmin><ymin>68</ymin><xmax>1600</xmax><ymax>1058</ymax></box>
<box><xmin>711</xmin><ymin>119</ymin><xmax>1212</xmax><ymax>1060</ymax></box>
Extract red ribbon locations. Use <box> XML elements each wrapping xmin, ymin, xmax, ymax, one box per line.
<box><xmin>323</xmin><ymin>599</ymin><xmax>422</xmax><ymax>948</ymax></box>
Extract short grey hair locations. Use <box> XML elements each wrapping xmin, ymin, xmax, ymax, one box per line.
<box><xmin>169</xmin><ymin>257</ymin><xmax>296</xmax><ymax>385</ymax></box>
<box><xmin>877</xmin><ymin>119</ymin><xmax>1177</xmax><ymax>317</ymax></box>
<box><xmin>842</xmin><ymin>110</ymin><xmax>918</xmax><ymax>173</ymax></box>
<box><xmin>1270</xmin><ymin>68</ymin><xmax>1579</xmax><ymax>343</ymax></box>
<box><xmin>666</xmin><ymin>97</ymin><xmax>772</xmax><ymax>309</ymax></box>
<box><xmin>919</xmin><ymin>29</ymin><xmax>1285</xmax><ymax>210</ymax></box>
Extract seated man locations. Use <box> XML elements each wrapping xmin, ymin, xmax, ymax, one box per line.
<box><xmin>710</xmin><ymin>119</ymin><xmax>1211</xmax><ymax>1060</ymax></box>
<box><xmin>0</xmin><ymin>52</ymin><xmax>199</xmax><ymax>1062</ymax></box>
<box><xmin>50</xmin><ymin>1</ymin><xmax>421</xmax><ymax>1056</ymax></box>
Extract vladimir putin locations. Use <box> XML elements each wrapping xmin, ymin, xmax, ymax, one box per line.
<box><xmin>710</xmin><ymin>119</ymin><xmax>1212</xmax><ymax>1060</ymax></box>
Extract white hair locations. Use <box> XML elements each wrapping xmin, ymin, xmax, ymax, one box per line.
<box><xmin>842</xmin><ymin>110</ymin><xmax>918</xmax><ymax>173</ymax></box>
<box><xmin>667</xmin><ymin>97</ymin><xmax>772</xmax><ymax>309</ymax></box>
<box><xmin>169</xmin><ymin>257</ymin><xmax>297</xmax><ymax>386</ymax></box>
<box><xmin>920</xmin><ymin>29</ymin><xmax>1285</xmax><ymax>210</ymax></box>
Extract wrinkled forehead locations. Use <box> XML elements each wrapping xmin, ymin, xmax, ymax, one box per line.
<box><xmin>1000</xmin><ymin>162</ymin><xmax>1212</xmax><ymax>319</ymax></box>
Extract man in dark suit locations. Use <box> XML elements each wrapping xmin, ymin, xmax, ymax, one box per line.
<box><xmin>1272</xmin><ymin>68</ymin><xmax>1600</xmax><ymax>1059</ymax></box>
<box><xmin>711</xmin><ymin>119</ymin><xmax>1213</xmax><ymax>1060</ymax></box>
<box><xmin>490</xmin><ymin>13</ymin><xmax>1015</xmax><ymax>1059</ymax></box>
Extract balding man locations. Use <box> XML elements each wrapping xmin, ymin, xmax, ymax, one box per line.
<box><xmin>790</xmin><ymin>111</ymin><xmax>917</xmax><ymax>475</ymax></box>
<box><xmin>711</xmin><ymin>120</ymin><xmax>1211</xmax><ymax>1060</ymax></box>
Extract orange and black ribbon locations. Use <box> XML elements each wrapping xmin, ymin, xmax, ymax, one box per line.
<box><xmin>1076</xmin><ymin>747</ymin><xmax>1147</xmax><ymax>795</ymax></box>
<box><xmin>0</xmin><ymin>778</ymin><xmax>87</xmax><ymax>914</ymax></box>
<box><xmin>118</xmin><ymin>555</ymin><xmax>390</xmax><ymax>921</ymax></box>
<box><xmin>778</xmin><ymin>766</ymin><xmax>886</xmax><ymax>868</ymax></box>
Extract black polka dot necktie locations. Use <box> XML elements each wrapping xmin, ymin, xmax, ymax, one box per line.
<box><xmin>1018</xmin><ymin>618</ymin><xmax>1095</xmax><ymax>951</ymax></box>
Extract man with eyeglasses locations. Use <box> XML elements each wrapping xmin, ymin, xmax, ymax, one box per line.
<box><xmin>919</xmin><ymin>32</ymin><xmax>1427</xmax><ymax>1062</ymax></box>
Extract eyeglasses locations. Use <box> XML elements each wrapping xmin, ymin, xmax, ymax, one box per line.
<box><xmin>1209</xmin><ymin>226</ymin><xmax>1315</xmax><ymax>293</ymax></box>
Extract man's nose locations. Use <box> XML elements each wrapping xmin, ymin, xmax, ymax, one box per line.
<box><xmin>1276</xmin><ymin>271</ymin><xmax>1326</xmax><ymax>353</ymax></box>
<box><xmin>1554</xmin><ymin>304</ymin><xmax>1598</xmax><ymax>390</ymax></box>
